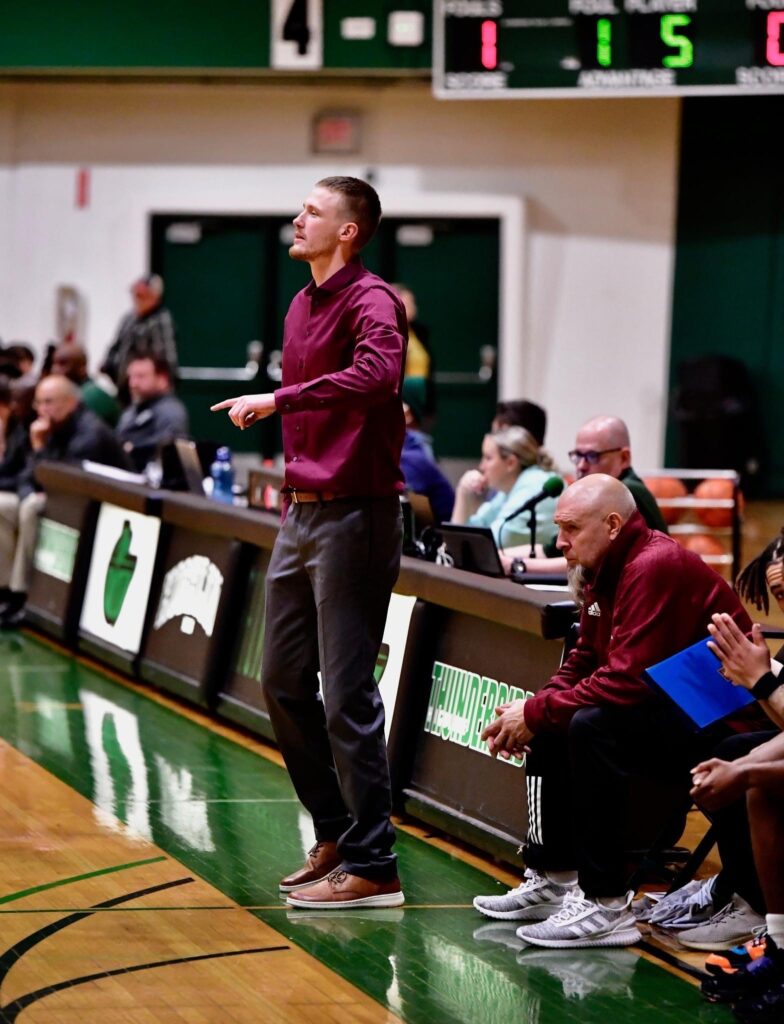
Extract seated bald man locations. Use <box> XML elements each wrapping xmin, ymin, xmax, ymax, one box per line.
<box><xmin>502</xmin><ymin>414</ymin><xmax>666</xmax><ymax>575</ymax></box>
<box><xmin>473</xmin><ymin>475</ymin><xmax>752</xmax><ymax>948</ymax></box>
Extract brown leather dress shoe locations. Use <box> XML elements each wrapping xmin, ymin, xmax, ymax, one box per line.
<box><xmin>279</xmin><ymin>841</ymin><xmax>342</xmax><ymax>892</ymax></box>
<box><xmin>286</xmin><ymin>868</ymin><xmax>404</xmax><ymax>909</ymax></box>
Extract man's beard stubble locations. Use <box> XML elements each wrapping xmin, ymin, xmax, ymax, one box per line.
<box><xmin>567</xmin><ymin>564</ymin><xmax>588</xmax><ymax>607</ymax></box>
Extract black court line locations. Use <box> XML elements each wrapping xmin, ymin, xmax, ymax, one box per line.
<box><xmin>0</xmin><ymin>875</ymin><xmax>291</xmax><ymax>1022</ymax></box>
<box><xmin>0</xmin><ymin>946</ymin><xmax>288</xmax><ymax>1022</ymax></box>
<box><xmin>638</xmin><ymin>939</ymin><xmax>708</xmax><ymax>982</ymax></box>
<box><xmin>0</xmin><ymin>877</ymin><xmax>195</xmax><ymax>984</ymax></box>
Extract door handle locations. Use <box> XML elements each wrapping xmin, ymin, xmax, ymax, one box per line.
<box><xmin>433</xmin><ymin>345</ymin><xmax>496</xmax><ymax>385</ymax></box>
<box><xmin>179</xmin><ymin>340</ymin><xmax>263</xmax><ymax>382</ymax></box>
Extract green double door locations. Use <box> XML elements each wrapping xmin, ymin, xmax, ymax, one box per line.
<box><xmin>151</xmin><ymin>213</ymin><xmax>499</xmax><ymax>458</ymax></box>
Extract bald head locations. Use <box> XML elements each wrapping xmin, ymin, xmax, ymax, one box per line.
<box><xmin>35</xmin><ymin>374</ymin><xmax>81</xmax><ymax>425</ymax></box>
<box><xmin>572</xmin><ymin>415</ymin><xmax>632</xmax><ymax>480</ymax></box>
<box><xmin>554</xmin><ymin>474</ymin><xmax>636</xmax><ymax>571</ymax></box>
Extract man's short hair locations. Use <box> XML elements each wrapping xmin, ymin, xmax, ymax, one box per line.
<box><xmin>316</xmin><ymin>176</ymin><xmax>382</xmax><ymax>251</ymax></box>
<box><xmin>133</xmin><ymin>274</ymin><xmax>164</xmax><ymax>297</ymax></box>
<box><xmin>3</xmin><ymin>343</ymin><xmax>36</xmax><ymax>365</ymax></box>
<box><xmin>495</xmin><ymin>399</ymin><xmax>547</xmax><ymax>447</ymax></box>
<box><xmin>127</xmin><ymin>353</ymin><xmax>173</xmax><ymax>379</ymax></box>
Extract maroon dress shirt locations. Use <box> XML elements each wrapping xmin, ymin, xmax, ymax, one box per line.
<box><xmin>274</xmin><ymin>259</ymin><xmax>407</xmax><ymax>498</ymax></box>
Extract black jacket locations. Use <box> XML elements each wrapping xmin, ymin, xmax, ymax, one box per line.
<box><xmin>17</xmin><ymin>405</ymin><xmax>131</xmax><ymax>497</ymax></box>
<box><xmin>0</xmin><ymin>421</ymin><xmax>33</xmax><ymax>492</ymax></box>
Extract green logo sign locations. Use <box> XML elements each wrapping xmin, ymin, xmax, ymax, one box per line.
<box><xmin>423</xmin><ymin>661</ymin><xmax>534</xmax><ymax>768</ymax></box>
<box><xmin>103</xmin><ymin>520</ymin><xmax>137</xmax><ymax>625</ymax></box>
<box><xmin>34</xmin><ymin>517</ymin><xmax>79</xmax><ymax>582</ymax></box>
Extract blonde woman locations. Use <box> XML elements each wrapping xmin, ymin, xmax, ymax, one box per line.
<box><xmin>451</xmin><ymin>426</ymin><xmax>561</xmax><ymax>550</ymax></box>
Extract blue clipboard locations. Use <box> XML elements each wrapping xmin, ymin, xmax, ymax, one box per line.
<box><xmin>643</xmin><ymin>637</ymin><xmax>756</xmax><ymax>730</ymax></box>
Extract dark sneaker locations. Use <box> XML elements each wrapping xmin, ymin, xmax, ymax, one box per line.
<box><xmin>705</xmin><ymin>929</ymin><xmax>768</xmax><ymax>976</ymax></box>
<box><xmin>733</xmin><ymin>980</ymin><xmax>784</xmax><ymax>1023</ymax></box>
<box><xmin>701</xmin><ymin>938</ymin><xmax>784</xmax><ymax>1004</ymax></box>
<box><xmin>473</xmin><ymin>869</ymin><xmax>577</xmax><ymax>921</ymax></box>
<box><xmin>279</xmin><ymin>841</ymin><xmax>341</xmax><ymax>892</ymax></box>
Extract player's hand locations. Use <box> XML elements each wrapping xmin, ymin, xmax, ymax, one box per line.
<box><xmin>29</xmin><ymin>416</ymin><xmax>52</xmax><ymax>451</ymax></box>
<box><xmin>707</xmin><ymin>614</ymin><xmax>771</xmax><ymax>690</ymax></box>
<box><xmin>456</xmin><ymin>469</ymin><xmax>487</xmax><ymax>498</ymax></box>
<box><xmin>210</xmin><ymin>393</ymin><xmax>277</xmax><ymax>429</ymax></box>
<box><xmin>690</xmin><ymin>757</ymin><xmax>746</xmax><ymax>813</ymax></box>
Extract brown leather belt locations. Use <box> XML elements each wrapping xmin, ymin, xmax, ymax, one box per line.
<box><xmin>287</xmin><ymin>490</ymin><xmax>337</xmax><ymax>504</ymax></box>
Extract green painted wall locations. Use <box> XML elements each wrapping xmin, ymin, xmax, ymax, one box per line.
<box><xmin>667</xmin><ymin>96</ymin><xmax>784</xmax><ymax>495</ymax></box>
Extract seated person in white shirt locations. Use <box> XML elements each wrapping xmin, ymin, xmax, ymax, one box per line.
<box><xmin>450</xmin><ymin>426</ymin><xmax>561</xmax><ymax>551</ymax></box>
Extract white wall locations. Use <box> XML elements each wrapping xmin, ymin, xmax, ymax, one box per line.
<box><xmin>0</xmin><ymin>80</ymin><xmax>680</xmax><ymax>467</ymax></box>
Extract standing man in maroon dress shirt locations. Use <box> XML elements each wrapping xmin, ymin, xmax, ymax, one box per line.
<box><xmin>212</xmin><ymin>177</ymin><xmax>407</xmax><ymax>909</ymax></box>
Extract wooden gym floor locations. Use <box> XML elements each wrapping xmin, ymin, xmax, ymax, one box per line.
<box><xmin>1</xmin><ymin>503</ymin><xmax>781</xmax><ymax>1023</ymax></box>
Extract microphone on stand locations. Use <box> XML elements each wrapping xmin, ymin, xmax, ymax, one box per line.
<box><xmin>501</xmin><ymin>475</ymin><xmax>565</xmax><ymax>524</ymax></box>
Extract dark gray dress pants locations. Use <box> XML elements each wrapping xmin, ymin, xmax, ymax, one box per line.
<box><xmin>261</xmin><ymin>496</ymin><xmax>402</xmax><ymax>881</ymax></box>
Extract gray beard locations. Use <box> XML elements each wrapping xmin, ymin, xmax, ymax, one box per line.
<box><xmin>567</xmin><ymin>564</ymin><xmax>587</xmax><ymax>607</ymax></box>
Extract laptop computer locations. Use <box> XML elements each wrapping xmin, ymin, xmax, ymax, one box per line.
<box><xmin>158</xmin><ymin>439</ymin><xmax>206</xmax><ymax>495</ymax></box>
<box><xmin>435</xmin><ymin>524</ymin><xmax>505</xmax><ymax>578</ymax></box>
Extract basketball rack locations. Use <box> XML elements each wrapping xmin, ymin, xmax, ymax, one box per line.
<box><xmin>640</xmin><ymin>468</ymin><xmax>742</xmax><ymax>581</ymax></box>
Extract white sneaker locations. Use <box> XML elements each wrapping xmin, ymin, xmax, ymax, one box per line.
<box><xmin>516</xmin><ymin>889</ymin><xmax>641</xmax><ymax>949</ymax></box>
<box><xmin>473</xmin><ymin>922</ymin><xmax>529</xmax><ymax>952</ymax></box>
<box><xmin>516</xmin><ymin>948</ymin><xmax>637</xmax><ymax>999</ymax></box>
<box><xmin>473</xmin><ymin>869</ymin><xmax>577</xmax><ymax>921</ymax></box>
<box><xmin>676</xmin><ymin>895</ymin><xmax>766</xmax><ymax>951</ymax></box>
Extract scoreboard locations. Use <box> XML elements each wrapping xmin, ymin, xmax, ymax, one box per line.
<box><xmin>0</xmin><ymin>0</ymin><xmax>430</xmax><ymax>75</ymax></box>
<box><xmin>434</xmin><ymin>1</ymin><xmax>784</xmax><ymax>98</ymax></box>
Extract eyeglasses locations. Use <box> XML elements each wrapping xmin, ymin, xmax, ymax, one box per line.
<box><xmin>568</xmin><ymin>447</ymin><xmax>622</xmax><ymax>465</ymax></box>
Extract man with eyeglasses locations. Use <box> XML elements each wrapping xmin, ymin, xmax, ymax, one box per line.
<box><xmin>502</xmin><ymin>415</ymin><xmax>666</xmax><ymax>576</ymax></box>
<box><xmin>567</xmin><ymin>415</ymin><xmax>666</xmax><ymax>534</ymax></box>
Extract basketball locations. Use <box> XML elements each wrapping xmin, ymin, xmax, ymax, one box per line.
<box><xmin>642</xmin><ymin>476</ymin><xmax>687</xmax><ymax>525</ymax></box>
<box><xmin>678</xmin><ymin>533</ymin><xmax>726</xmax><ymax>559</ymax></box>
<box><xmin>693</xmin><ymin>478</ymin><xmax>742</xmax><ymax>528</ymax></box>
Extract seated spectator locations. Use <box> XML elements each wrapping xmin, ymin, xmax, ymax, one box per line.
<box><xmin>501</xmin><ymin>414</ymin><xmax>667</xmax><ymax>574</ymax></box>
<box><xmin>0</xmin><ymin>375</ymin><xmax>129</xmax><ymax>628</ymax></box>
<box><xmin>0</xmin><ymin>375</ymin><xmax>11</xmax><ymax>458</ymax></box>
<box><xmin>472</xmin><ymin>474</ymin><xmax>751</xmax><ymax>949</ymax></box>
<box><xmin>0</xmin><ymin>376</ymin><xmax>37</xmax><ymax>497</ymax></box>
<box><xmin>451</xmin><ymin>426</ymin><xmax>560</xmax><ymax>550</ymax></box>
<box><xmin>116</xmin><ymin>355</ymin><xmax>189</xmax><ymax>472</ymax></box>
<box><xmin>645</xmin><ymin>535</ymin><xmax>784</xmax><ymax>950</ymax></box>
<box><xmin>492</xmin><ymin>399</ymin><xmax>547</xmax><ymax>448</ymax></box>
<box><xmin>0</xmin><ymin>342</ymin><xmax>36</xmax><ymax>377</ymax></box>
<box><xmin>399</xmin><ymin>377</ymin><xmax>454</xmax><ymax>524</ymax></box>
<box><xmin>689</xmin><ymin>613</ymin><xmax>784</xmax><ymax>1020</ymax></box>
<box><xmin>101</xmin><ymin>274</ymin><xmax>178</xmax><ymax>401</ymax></box>
<box><xmin>50</xmin><ymin>343</ymin><xmax>121</xmax><ymax>427</ymax></box>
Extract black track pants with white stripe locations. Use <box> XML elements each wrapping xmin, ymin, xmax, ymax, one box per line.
<box><xmin>522</xmin><ymin>703</ymin><xmax>713</xmax><ymax>895</ymax></box>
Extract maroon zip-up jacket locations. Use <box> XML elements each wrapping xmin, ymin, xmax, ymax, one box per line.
<box><xmin>523</xmin><ymin>511</ymin><xmax>753</xmax><ymax>734</ymax></box>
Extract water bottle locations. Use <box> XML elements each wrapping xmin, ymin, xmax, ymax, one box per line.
<box><xmin>210</xmin><ymin>446</ymin><xmax>235</xmax><ymax>504</ymax></box>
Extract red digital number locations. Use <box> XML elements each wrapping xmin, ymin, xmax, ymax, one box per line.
<box><xmin>766</xmin><ymin>12</ymin><xmax>784</xmax><ymax>66</ymax></box>
<box><xmin>481</xmin><ymin>20</ymin><xmax>497</xmax><ymax>70</ymax></box>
